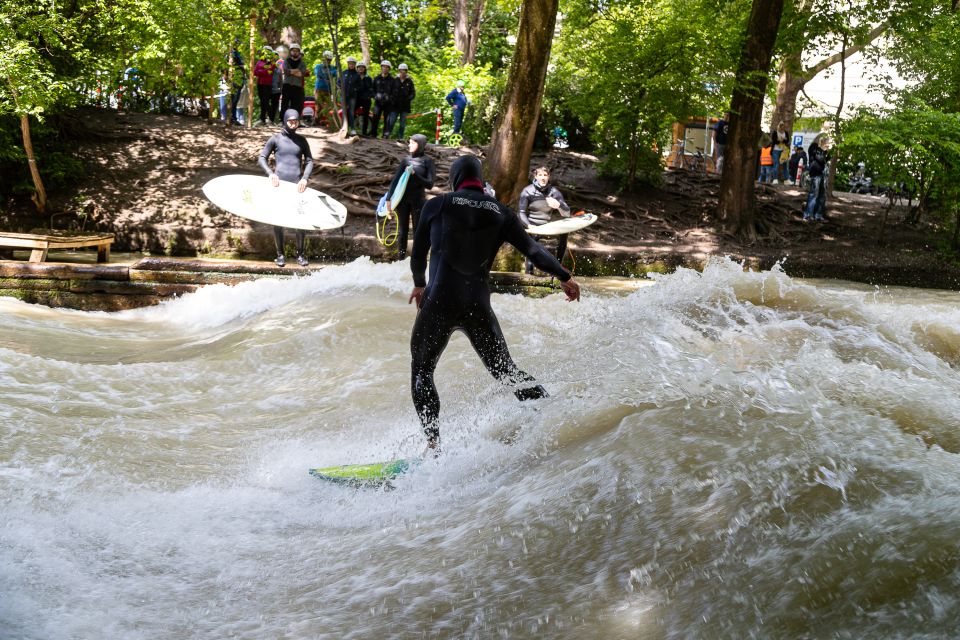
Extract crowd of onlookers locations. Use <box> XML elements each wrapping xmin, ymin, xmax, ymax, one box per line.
<box><xmin>712</xmin><ymin>113</ymin><xmax>832</xmax><ymax>222</ymax></box>
<box><xmin>219</xmin><ymin>43</ymin><xmax>470</xmax><ymax>139</ymax></box>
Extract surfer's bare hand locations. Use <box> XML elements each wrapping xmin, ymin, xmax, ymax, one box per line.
<box><xmin>409</xmin><ymin>286</ymin><xmax>425</xmax><ymax>308</ymax></box>
<box><xmin>546</xmin><ymin>196</ymin><xmax>560</xmax><ymax>209</ymax></box>
<box><xmin>561</xmin><ymin>279</ymin><xmax>580</xmax><ymax>302</ymax></box>
<box><xmin>297</xmin><ymin>179</ymin><xmax>307</xmax><ymax>193</ymax></box>
<box><xmin>271</xmin><ymin>174</ymin><xmax>280</xmax><ymax>187</ymax></box>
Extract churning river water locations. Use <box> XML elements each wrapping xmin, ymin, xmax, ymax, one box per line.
<box><xmin>2</xmin><ymin>257</ymin><xmax>959</xmax><ymax>639</ymax></box>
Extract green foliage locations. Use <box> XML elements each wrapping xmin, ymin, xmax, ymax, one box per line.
<box><xmin>403</xmin><ymin>46</ymin><xmax>500</xmax><ymax>143</ymax></box>
<box><xmin>843</xmin><ymin>102</ymin><xmax>960</xmax><ymax>245</ymax></box>
<box><xmin>548</xmin><ymin>0</ymin><xmax>739</xmax><ymax>187</ymax></box>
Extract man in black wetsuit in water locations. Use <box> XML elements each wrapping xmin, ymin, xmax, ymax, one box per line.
<box><xmin>408</xmin><ymin>155</ymin><xmax>581</xmax><ymax>451</ymax></box>
<box><xmin>258</xmin><ymin>109</ymin><xmax>314</xmax><ymax>267</ymax></box>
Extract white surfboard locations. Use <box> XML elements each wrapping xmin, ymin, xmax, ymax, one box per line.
<box><xmin>527</xmin><ymin>213</ymin><xmax>597</xmax><ymax>236</ymax></box>
<box><xmin>202</xmin><ymin>174</ymin><xmax>347</xmax><ymax>231</ymax></box>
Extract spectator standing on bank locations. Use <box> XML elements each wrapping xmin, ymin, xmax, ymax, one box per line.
<box><xmin>714</xmin><ymin>112</ymin><xmax>730</xmax><ymax>173</ymax></box>
<box><xmin>759</xmin><ymin>139</ymin><xmax>775</xmax><ymax>184</ymax></box>
<box><xmin>253</xmin><ymin>46</ymin><xmax>278</xmax><ymax>126</ymax></box>
<box><xmin>280</xmin><ymin>43</ymin><xmax>309</xmax><ymax>115</ymax></box>
<box><xmin>392</xmin><ymin>63</ymin><xmax>415</xmax><ymax>140</ymax></box>
<box><xmin>314</xmin><ymin>51</ymin><xmax>337</xmax><ymax>127</ymax></box>
<box><xmin>217</xmin><ymin>70</ymin><xmax>230</xmax><ymax>122</ymax></box>
<box><xmin>803</xmin><ymin>135</ymin><xmax>831</xmax><ymax>221</ymax></box>
<box><xmin>270</xmin><ymin>45</ymin><xmax>286</xmax><ymax>124</ymax></box>
<box><xmin>371</xmin><ymin>60</ymin><xmax>396</xmax><ymax>139</ymax></box>
<box><xmin>228</xmin><ymin>43</ymin><xmax>245</xmax><ymax>125</ymax></box>
<box><xmin>445</xmin><ymin>81</ymin><xmax>469</xmax><ymax>135</ymax></box>
<box><xmin>340</xmin><ymin>56</ymin><xmax>361</xmax><ymax>136</ymax></box>
<box><xmin>788</xmin><ymin>145</ymin><xmax>807</xmax><ymax>184</ymax></box>
<box><xmin>357</xmin><ymin>61</ymin><xmax>374</xmax><ymax>136</ymax></box>
<box><xmin>771</xmin><ymin>121</ymin><xmax>789</xmax><ymax>184</ymax></box>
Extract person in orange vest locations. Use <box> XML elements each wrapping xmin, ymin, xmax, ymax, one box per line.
<box><xmin>759</xmin><ymin>140</ymin><xmax>775</xmax><ymax>184</ymax></box>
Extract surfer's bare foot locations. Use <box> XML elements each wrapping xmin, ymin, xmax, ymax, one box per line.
<box><xmin>275</xmin><ymin>255</ymin><xmax>285</xmax><ymax>267</ymax></box>
<box><xmin>424</xmin><ymin>438</ymin><xmax>441</xmax><ymax>458</ymax></box>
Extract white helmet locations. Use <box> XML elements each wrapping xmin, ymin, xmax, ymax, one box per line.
<box><xmin>380</xmin><ymin>60</ymin><xmax>391</xmax><ymax>67</ymax></box>
<box><xmin>357</xmin><ymin>60</ymin><xmax>368</xmax><ymax>68</ymax></box>
<box><xmin>456</xmin><ymin>80</ymin><xmax>465</xmax><ymax>87</ymax></box>
<box><xmin>398</xmin><ymin>63</ymin><xmax>408</xmax><ymax>70</ymax></box>
<box><xmin>289</xmin><ymin>43</ymin><xmax>301</xmax><ymax>51</ymax></box>
<box><xmin>346</xmin><ymin>56</ymin><xmax>357</xmax><ymax>63</ymax></box>
<box><xmin>323</xmin><ymin>50</ymin><xmax>333</xmax><ymax>59</ymax></box>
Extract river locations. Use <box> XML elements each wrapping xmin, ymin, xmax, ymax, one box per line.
<box><xmin>2</xmin><ymin>257</ymin><xmax>959</xmax><ymax>639</ymax></box>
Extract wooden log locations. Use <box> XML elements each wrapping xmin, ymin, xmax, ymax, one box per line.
<box><xmin>0</xmin><ymin>277</ymin><xmax>197</xmax><ymax>297</ymax></box>
<box><xmin>0</xmin><ymin>261</ymin><xmax>129</xmax><ymax>281</ymax></box>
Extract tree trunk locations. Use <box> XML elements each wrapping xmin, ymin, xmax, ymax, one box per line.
<box><xmin>282</xmin><ymin>26</ymin><xmax>302</xmax><ymax>46</ymax></box>
<box><xmin>358</xmin><ymin>0</ymin><xmax>371</xmax><ymax>64</ymax></box>
<box><xmin>716</xmin><ymin>0</ymin><xmax>786</xmax><ymax>240</ymax></box>
<box><xmin>20</xmin><ymin>114</ymin><xmax>47</xmax><ymax>214</ymax></box>
<box><xmin>771</xmin><ymin>54</ymin><xmax>806</xmax><ymax>134</ymax></box>
<box><xmin>248</xmin><ymin>14</ymin><xmax>257</xmax><ymax>129</ymax></box>
<box><xmin>487</xmin><ymin>0</ymin><xmax>559</xmax><ymax>206</ymax></box>
<box><xmin>826</xmin><ymin>21</ymin><xmax>848</xmax><ymax>198</ymax></box>
<box><xmin>454</xmin><ymin>0</ymin><xmax>486</xmax><ymax>65</ymax></box>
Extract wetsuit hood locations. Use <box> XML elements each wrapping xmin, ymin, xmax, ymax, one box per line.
<box><xmin>282</xmin><ymin>108</ymin><xmax>300</xmax><ymax>135</ymax></box>
<box><xmin>411</xmin><ymin>134</ymin><xmax>428</xmax><ymax>157</ymax></box>
<box><xmin>449</xmin><ymin>155</ymin><xmax>483</xmax><ymax>190</ymax></box>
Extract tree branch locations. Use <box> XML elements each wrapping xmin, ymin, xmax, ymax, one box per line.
<box><xmin>804</xmin><ymin>20</ymin><xmax>889</xmax><ymax>78</ymax></box>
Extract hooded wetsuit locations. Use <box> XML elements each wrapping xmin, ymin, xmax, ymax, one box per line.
<box><xmin>388</xmin><ymin>134</ymin><xmax>436</xmax><ymax>259</ymax></box>
<box><xmin>258</xmin><ymin>109</ymin><xmax>315</xmax><ymax>261</ymax></box>
<box><xmin>409</xmin><ymin>156</ymin><xmax>571</xmax><ymax>444</ymax></box>
<box><xmin>518</xmin><ymin>179</ymin><xmax>571</xmax><ymax>272</ymax></box>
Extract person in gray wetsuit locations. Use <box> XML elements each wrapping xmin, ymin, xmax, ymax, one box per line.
<box><xmin>258</xmin><ymin>109</ymin><xmax>314</xmax><ymax>266</ymax></box>
<box><xmin>518</xmin><ymin>166</ymin><xmax>571</xmax><ymax>274</ymax></box>
<box><xmin>408</xmin><ymin>156</ymin><xmax>581</xmax><ymax>452</ymax></box>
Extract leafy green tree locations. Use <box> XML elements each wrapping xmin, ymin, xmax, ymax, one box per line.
<box><xmin>551</xmin><ymin>0</ymin><xmax>740</xmax><ymax>187</ymax></box>
<box><xmin>843</xmin><ymin>103</ymin><xmax>960</xmax><ymax>247</ymax></box>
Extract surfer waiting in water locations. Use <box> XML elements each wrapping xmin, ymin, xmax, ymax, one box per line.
<box><xmin>518</xmin><ymin>166</ymin><xmax>571</xmax><ymax>274</ymax></box>
<box><xmin>258</xmin><ymin>108</ymin><xmax>314</xmax><ymax>267</ymax></box>
<box><xmin>408</xmin><ymin>155</ymin><xmax>580</xmax><ymax>451</ymax></box>
<box><xmin>386</xmin><ymin>134</ymin><xmax>436</xmax><ymax>260</ymax></box>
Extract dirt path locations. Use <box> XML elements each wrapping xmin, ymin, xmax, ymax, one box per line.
<box><xmin>12</xmin><ymin>108</ymin><xmax>960</xmax><ymax>289</ymax></box>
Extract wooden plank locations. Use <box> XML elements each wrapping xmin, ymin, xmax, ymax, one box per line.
<box><xmin>0</xmin><ymin>232</ymin><xmax>113</xmax><ymax>242</ymax></box>
<box><xmin>29</xmin><ymin>247</ymin><xmax>48</xmax><ymax>263</ymax></box>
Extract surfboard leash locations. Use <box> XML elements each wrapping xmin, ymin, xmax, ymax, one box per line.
<box><xmin>376</xmin><ymin>213</ymin><xmax>398</xmax><ymax>247</ymax></box>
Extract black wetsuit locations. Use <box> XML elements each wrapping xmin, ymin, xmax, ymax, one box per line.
<box><xmin>258</xmin><ymin>109</ymin><xmax>315</xmax><ymax>260</ymax></box>
<box><xmin>518</xmin><ymin>180</ymin><xmax>571</xmax><ymax>273</ymax></box>
<box><xmin>387</xmin><ymin>134</ymin><xmax>436</xmax><ymax>260</ymax></box>
<box><xmin>410</xmin><ymin>156</ymin><xmax>571</xmax><ymax>443</ymax></box>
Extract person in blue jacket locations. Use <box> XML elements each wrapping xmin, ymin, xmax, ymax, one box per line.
<box><xmin>445</xmin><ymin>81</ymin><xmax>469</xmax><ymax>135</ymax></box>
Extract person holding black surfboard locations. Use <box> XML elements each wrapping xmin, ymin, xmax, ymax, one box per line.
<box><xmin>386</xmin><ymin>134</ymin><xmax>435</xmax><ymax>260</ymax></box>
<box><xmin>258</xmin><ymin>109</ymin><xmax>314</xmax><ymax>267</ymax></box>
<box><xmin>408</xmin><ymin>155</ymin><xmax>580</xmax><ymax>452</ymax></box>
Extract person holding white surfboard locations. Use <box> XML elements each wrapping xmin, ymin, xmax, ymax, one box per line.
<box><xmin>518</xmin><ymin>166</ymin><xmax>572</xmax><ymax>274</ymax></box>
<box><xmin>408</xmin><ymin>156</ymin><xmax>580</xmax><ymax>452</ymax></box>
<box><xmin>386</xmin><ymin>134</ymin><xmax>436</xmax><ymax>260</ymax></box>
<box><xmin>258</xmin><ymin>109</ymin><xmax>315</xmax><ymax>267</ymax></box>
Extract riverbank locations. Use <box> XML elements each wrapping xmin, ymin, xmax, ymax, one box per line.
<box><xmin>3</xmin><ymin>107</ymin><xmax>960</xmax><ymax>293</ymax></box>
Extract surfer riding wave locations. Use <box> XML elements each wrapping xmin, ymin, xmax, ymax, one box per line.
<box><xmin>408</xmin><ymin>155</ymin><xmax>581</xmax><ymax>452</ymax></box>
